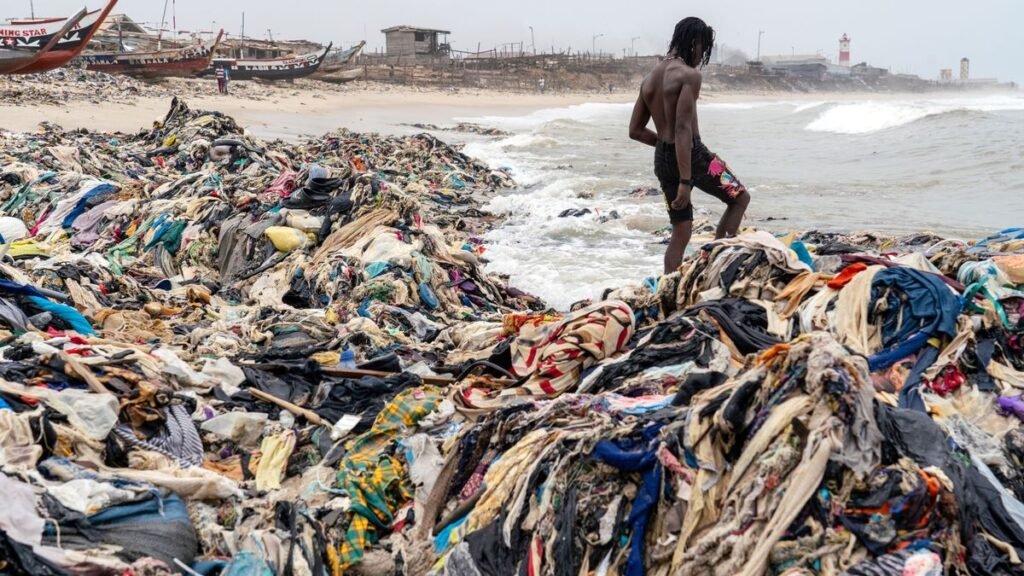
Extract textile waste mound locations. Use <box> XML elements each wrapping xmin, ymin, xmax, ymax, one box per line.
<box><xmin>2</xmin><ymin>99</ymin><xmax>1024</xmax><ymax>576</ymax></box>
<box><xmin>0</xmin><ymin>70</ymin><xmax>351</xmax><ymax>106</ymax></box>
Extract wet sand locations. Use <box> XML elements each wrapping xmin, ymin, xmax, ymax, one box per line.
<box><xmin>0</xmin><ymin>85</ymin><xmax>635</xmax><ymax>138</ymax></box>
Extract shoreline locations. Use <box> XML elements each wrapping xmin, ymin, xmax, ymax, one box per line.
<box><xmin>2</xmin><ymin>77</ymin><xmax>1017</xmax><ymax>138</ymax></box>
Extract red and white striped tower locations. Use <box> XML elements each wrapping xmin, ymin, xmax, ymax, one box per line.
<box><xmin>839</xmin><ymin>33</ymin><xmax>851</xmax><ymax>66</ymax></box>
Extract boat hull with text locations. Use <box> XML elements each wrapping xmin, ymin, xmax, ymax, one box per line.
<box><xmin>3</xmin><ymin>0</ymin><xmax>118</xmax><ymax>74</ymax></box>
<box><xmin>0</xmin><ymin>8</ymin><xmax>86</xmax><ymax>74</ymax></box>
<box><xmin>209</xmin><ymin>43</ymin><xmax>332</xmax><ymax>81</ymax></box>
<box><xmin>81</xmin><ymin>30</ymin><xmax>223</xmax><ymax>78</ymax></box>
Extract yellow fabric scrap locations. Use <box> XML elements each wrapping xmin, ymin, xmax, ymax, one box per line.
<box><xmin>255</xmin><ymin>430</ymin><xmax>296</xmax><ymax>491</ymax></box>
<box><xmin>312</xmin><ymin>351</ymin><xmax>340</xmax><ymax>366</ymax></box>
<box><xmin>265</xmin><ymin>226</ymin><xmax>311</xmax><ymax>252</ymax></box>
<box><xmin>5</xmin><ymin>240</ymin><xmax>49</xmax><ymax>258</ymax></box>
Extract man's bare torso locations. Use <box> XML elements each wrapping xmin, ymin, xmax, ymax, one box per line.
<box><xmin>641</xmin><ymin>58</ymin><xmax>701</xmax><ymax>143</ymax></box>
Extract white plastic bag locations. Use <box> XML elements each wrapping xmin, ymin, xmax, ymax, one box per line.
<box><xmin>200</xmin><ymin>411</ymin><xmax>268</xmax><ymax>447</ymax></box>
<box><xmin>0</xmin><ymin>381</ymin><xmax>118</xmax><ymax>440</ymax></box>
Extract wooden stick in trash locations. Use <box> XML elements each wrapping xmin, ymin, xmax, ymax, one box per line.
<box><xmin>322</xmin><ymin>366</ymin><xmax>515</xmax><ymax>387</ymax></box>
<box><xmin>323</xmin><ymin>366</ymin><xmax>456</xmax><ymax>385</ymax></box>
<box><xmin>248</xmin><ymin>388</ymin><xmax>327</xmax><ymax>426</ymax></box>
<box><xmin>59</xmin><ymin>352</ymin><xmax>109</xmax><ymax>395</ymax></box>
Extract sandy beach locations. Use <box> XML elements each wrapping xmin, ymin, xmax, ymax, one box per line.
<box><xmin>0</xmin><ymin>81</ymin><xmax>635</xmax><ymax>137</ymax></box>
<box><xmin>2</xmin><ymin>76</ymin><xmax>987</xmax><ymax>140</ymax></box>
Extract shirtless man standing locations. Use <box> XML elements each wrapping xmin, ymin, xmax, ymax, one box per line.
<box><xmin>629</xmin><ymin>17</ymin><xmax>751</xmax><ymax>274</ymax></box>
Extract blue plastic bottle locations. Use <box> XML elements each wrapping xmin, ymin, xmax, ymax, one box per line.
<box><xmin>340</xmin><ymin>349</ymin><xmax>357</xmax><ymax>369</ymax></box>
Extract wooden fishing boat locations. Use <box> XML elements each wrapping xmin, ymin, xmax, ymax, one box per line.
<box><xmin>0</xmin><ymin>8</ymin><xmax>86</xmax><ymax>74</ymax></box>
<box><xmin>209</xmin><ymin>42</ymin><xmax>332</xmax><ymax>81</ymax></box>
<box><xmin>317</xmin><ymin>41</ymin><xmax>365</xmax><ymax>74</ymax></box>
<box><xmin>1</xmin><ymin>8</ymin><xmax>100</xmax><ymax>42</ymax></box>
<box><xmin>317</xmin><ymin>67</ymin><xmax>364</xmax><ymax>84</ymax></box>
<box><xmin>3</xmin><ymin>0</ymin><xmax>118</xmax><ymax>74</ymax></box>
<box><xmin>81</xmin><ymin>30</ymin><xmax>223</xmax><ymax>78</ymax></box>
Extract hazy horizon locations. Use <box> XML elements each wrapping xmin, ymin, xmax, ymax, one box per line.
<box><xmin>14</xmin><ymin>0</ymin><xmax>1024</xmax><ymax>83</ymax></box>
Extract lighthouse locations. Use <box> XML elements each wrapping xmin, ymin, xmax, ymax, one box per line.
<box><xmin>839</xmin><ymin>33</ymin><xmax>851</xmax><ymax>66</ymax></box>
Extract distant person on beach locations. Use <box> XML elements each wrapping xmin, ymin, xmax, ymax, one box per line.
<box><xmin>539</xmin><ymin>78</ymin><xmax>546</xmax><ymax>94</ymax></box>
<box><xmin>629</xmin><ymin>17</ymin><xmax>750</xmax><ymax>274</ymax></box>
<box><xmin>216</xmin><ymin>66</ymin><xmax>226</xmax><ymax>94</ymax></box>
<box><xmin>223</xmin><ymin>66</ymin><xmax>231</xmax><ymax>95</ymax></box>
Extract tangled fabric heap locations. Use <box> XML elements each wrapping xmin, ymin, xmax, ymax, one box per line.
<box><xmin>1</xmin><ymin>99</ymin><xmax>1024</xmax><ymax>576</ymax></box>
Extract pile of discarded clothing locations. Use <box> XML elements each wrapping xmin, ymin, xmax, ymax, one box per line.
<box><xmin>2</xmin><ymin>97</ymin><xmax>1024</xmax><ymax>576</ymax></box>
<box><xmin>0</xmin><ymin>70</ymin><xmax>349</xmax><ymax>107</ymax></box>
<box><xmin>0</xmin><ymin>97</ymin><xmax>533</xmax><ymax>575</ymax></box>
<box><xmin>0</xmin><ymin>69</ymin><xmax>197</xmax><ymax>107</ymax></box>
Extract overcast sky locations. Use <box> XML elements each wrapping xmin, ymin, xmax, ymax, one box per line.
<box><xmin>24</xmin><ymin>0</ymin><xmax>1024</xmax><ymax>82</ymax></box>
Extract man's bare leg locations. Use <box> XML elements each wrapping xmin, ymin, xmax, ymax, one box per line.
<box><xmin>665</xmin><ymin>221</ymin><xmax>693</xmax><ymax>274</ymax></box>
<box><xmin>715</xmin><ymin>191</ymin><xmax>751</xmax><ymax>239</ymax></box>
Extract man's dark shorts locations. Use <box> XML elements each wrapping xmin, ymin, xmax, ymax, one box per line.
<box><xmin>654</xmin><ymin>138</ymin><xmax>747</xmax><ymax>224</ymax></box>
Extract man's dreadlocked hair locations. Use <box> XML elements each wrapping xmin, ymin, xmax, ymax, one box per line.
<box><xmin>668</xmin><ymin>17</ymin><xmax>715</xmax><ymax>68</ymax></box>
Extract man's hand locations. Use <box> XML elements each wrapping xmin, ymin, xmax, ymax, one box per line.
<box><xmin>671</xmin><ymin>183</ymin><xmax>692</xmax><ymax>211</ymax></box>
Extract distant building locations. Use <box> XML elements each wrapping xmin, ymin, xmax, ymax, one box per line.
<box><xmin>939</xmin><ymin>69</ymin><xmax>953</xmax><ymax>82</ymax></box>
<box><xmin>851</xmin><ymin>62</ymin><xmax>888</xmax><ymax>78</ymax></box>
<box><xmin>827</xmin><ymin>64</ymin><xmax>851</xmax><ymax>77</ymax></box>
<box><xmin>381</xmin><ymin>26</ymin><xmax>451</xmax><ymax>60</ymax></box>
<box><xmin>763</xmin><ymin>55</ymin><xmax>829</xmax><ymax>80</ymax></box>
<box><xmin>99</xmin><ymin>14</ymin><xmax>147</xmax><ymax>35</ymax></box>
<box><xmin>763</xmin><ymin>54</ymin><xmax>828</xmax><ymax>66</ymax></box>
<box><xmin>960</xmin><ymin>58</ymin><xmax>970</xmax><ymax>81</ymax></box>
<box><xmin>89</xmin><ymin>13</ymin><xmax>150</xmax><ymax>52</ymax></box>
<box><xmin>839</xmin><ymin>34</ymin><xmax>850</xmax><ymax>66</ymax></box>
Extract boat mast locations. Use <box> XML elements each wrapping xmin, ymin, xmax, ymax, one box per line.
<box><xmin>29</xmin><ymin>0</ymin><xmax>35</xmax><ymax>19</ymax></box>
<box><xmin>157</xmin><ymin>0</ymin><xmax>169</xmax><ymax>50</ymax></box>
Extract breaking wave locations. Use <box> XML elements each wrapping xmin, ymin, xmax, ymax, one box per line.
<box><xmin>458</xmin><ymin>102</ymin><xmax>631</xmax><ymax>130</ymax></box>
<box><xmin>806</xmin><ymin>95</ymin><xmax>1024</xmax><ymax>134</ymax></box>
<box><xmin>700</xmin><ymin>101</ymin><xmax>780</xmax><ymax>110</ymax></box>
<box><xmin>496</xmin><ymin>133</ymin><xmax>561</xmax><ymax>148</ymax></box>
<box><xmin>791</xmin><ymin>101</ymin><xmax>828</xmax><ymax>113</ymax></box>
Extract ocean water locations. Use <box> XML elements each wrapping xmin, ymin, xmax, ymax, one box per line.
<box><xmin>459</xmin><ymin>93</ymin><xmax>1024</xmax><ymax>310</ymax></box>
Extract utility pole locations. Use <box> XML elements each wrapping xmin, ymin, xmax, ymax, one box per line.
<box><xmin>529</xmin><ymin>26</ymin><xmax>536</xmax><ymax>55</ymax></box>
<box><xmin>756</xmin><ymin>29</ymin><xmax>765</xmax><ymax>63</ymax></box>
<box><xmin>241</xmin><ymin>12</ymin><xmax>246</xmax><ymax>58</ymax></box>
<box><xmin>592</xmin><ymin>33</ymin><xmax>604</xmax><ymax>56</ymax></box>
<box><xmin>29</xmin><ymin>0</ymin><xmax>34</xmax><ymax>19</ymax></box>
<box><xmin>631</xmin><ymin>36</ymin><xmax>640</xmax><ymax>57</ymax></box>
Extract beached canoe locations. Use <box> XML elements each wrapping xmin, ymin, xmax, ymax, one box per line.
<box><xmin>317</xmin><ymin>67</ymin><xmax>365</xmax><ymax>84</ymax></box>
<box><xmin>208</xmin><ymin>43</ymin><xmax>332</xmax><ymax>81</ymax></box>
<box><xmin>81</xmin><ymin>30</ymin><xmax>224</xmax><ymax>78</ymax></box>
<box><xmin>317</xmin><ymin>41</ymin><xmax>366</xmax><ymax>74</ymax></box>
<box><xmin>3</xmin><ymin>0</ymin><xmax>118</xmax><ymax>74</ymax></box>
<box><xmin>0</xmin><ymin>8</ymin><xmax>86</xmax><ymax>75</ymax></box>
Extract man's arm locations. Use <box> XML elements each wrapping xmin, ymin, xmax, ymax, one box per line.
<box><xmin>671</xmin><ymin>71</ymin><xmax>700</xmax><ymax>210</ymax></box>
<box><xmin>628</xmin><ymin>88</ymin><xmax>658</xmax><ymax>147</ymax></box>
